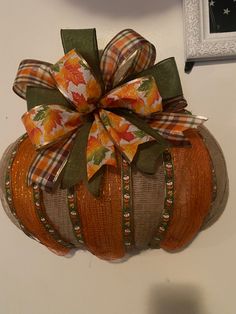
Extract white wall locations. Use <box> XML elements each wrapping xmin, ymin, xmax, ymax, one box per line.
<box><xmin>0</xmin><ymin>1</ymin><xmax>235</xmax><ymax>313</ymax></box>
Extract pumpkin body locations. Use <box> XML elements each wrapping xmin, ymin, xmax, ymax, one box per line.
<box><xmin>0</xmin><ymin>126</ymin><xmax>228</xmax><ymax>260</ymax></box>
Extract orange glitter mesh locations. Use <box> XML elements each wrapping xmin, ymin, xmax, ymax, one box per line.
<box><xmin>76</xmin><ymin>163</ymin><xmax>125</xmax><ymax>260</ymax></box>
<box><xmin>161</xmin><ymin>129</ymin><xmax>213</xmax><ymax>251</ymax></box>
<box><xmin>10</xmin><ymin>137</ymin><xmax>70</xmax><ymax>256</ymax></box>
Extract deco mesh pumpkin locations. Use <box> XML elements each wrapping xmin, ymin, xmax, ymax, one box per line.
<box><xmin>0</xmin><ymin>29</ymin><xmax>228</xmax><ymax>260</ymax></box>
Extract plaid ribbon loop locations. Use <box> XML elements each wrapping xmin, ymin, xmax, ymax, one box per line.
<box><xmin>13</xmin><ymin>29</ymin><xmax>207</xmax><ymax>191</ymax></box>
<box><xmin>100</xmin><ymin>29</ymin><xmax>156</xmax><ymax>91</ymax></box>
<box><xmin>13</xmin><ymin>60</ymin><xmax>56</xmax><ymax>99</ymax></box>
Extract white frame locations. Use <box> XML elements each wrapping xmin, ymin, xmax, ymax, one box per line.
<box><xmin>184</xmin><ymin>0</ymin><xmax>236</xmax><ymax>62</ymax></box>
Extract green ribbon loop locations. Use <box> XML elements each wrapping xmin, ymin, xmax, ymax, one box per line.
<box><xmin>61</xmin><ymin>29</ymin><xmax>103</xmax><ymax>90</ymax></box>
<box><xmin>125</xmin><ymin>57</ymin><xmax>183</xmax><ymax>101</ymax></box>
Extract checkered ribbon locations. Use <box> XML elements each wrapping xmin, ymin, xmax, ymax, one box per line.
<box><xmin>13</xmin><ymin>60</ymin><xmax>56</xmax><ymax>99</ymax></box>
<box><xmin>13</xmin><ymin>29</ymin><xmax>207</xmax><ymax>191</ymax></box>
<box><xmin>148</xmin><ymin>113</ymin><xmax>208</xmax><ymax>145</ymax></box>
<box><xmin>28</xmin><ymin>133</ymin><xmax>76</xmax><ymax>191</ymax></box>
<box><xmin>100</xmin><ymin>29</ymin><xmax>156</xmax><ymax>91</ymax></box>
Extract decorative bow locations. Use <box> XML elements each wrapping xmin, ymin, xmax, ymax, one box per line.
<box><xmin>13</xmin><ymin>29</ymin><xmax>207</xmax><ymax>195</ymax></box>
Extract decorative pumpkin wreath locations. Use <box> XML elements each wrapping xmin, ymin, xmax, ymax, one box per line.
<box><xmin>0</xmin><ymin>29</ymin><xmax>228</xmax><ymax>260</ymax></box>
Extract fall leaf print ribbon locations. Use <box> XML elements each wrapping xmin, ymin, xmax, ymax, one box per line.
<box><xmin>14</xmin><ymin>29</ymin><xmax>207</xmax><ymax>192</ymax></box>
<box><xmin>22</xmin><ymin>49</ymin><xmax>163</xmax><ymax>181</ymax></box>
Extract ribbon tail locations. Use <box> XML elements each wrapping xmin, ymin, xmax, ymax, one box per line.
<box><xmin>149</xmin><ymin>112</ymin><xmax>208</xmax><ymax>145</ymax></box>
<box><xmin>98</xmin><ymin>109</ymin><xmax>156</xmax><ymax>163</ymax></box>
<box><xmin>86</xmin><ymin>114</ymin><xmax>117</xmax><ymax>180</ymax></box>
<box><xmin>28</xmin><ymin>133</ymin><xmax>77</xmax><ymax>191</ymax></box>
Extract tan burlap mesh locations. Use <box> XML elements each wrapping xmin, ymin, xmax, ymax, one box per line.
<box><xmin>199</xmin><ymin>126</ymin><xmax>229</xmax><ymax>230</ymax></box>
<box><xmin>43</xmin><ymin>189</ymin><xmax>80</xmax><ymax>247</ymax></box>
<box><xmin>132</xmin><ymin>157</ymin><xmax>165</xmax><ymax>249</ymax></box>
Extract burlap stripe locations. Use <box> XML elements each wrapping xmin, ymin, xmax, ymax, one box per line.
<box><xmin>199</xmin><ymin>126</ymin><xmax>229</xmax><ymax>230</ymax></box>
<box><xmin>132</xmin><ymin>156</ymin><xmax>165</xmax><ymax>249</ymax></box>
<box><xmin>43</xmin><ymin>188</ymin><xmax>81</xmax><ymax>247</ymax></box>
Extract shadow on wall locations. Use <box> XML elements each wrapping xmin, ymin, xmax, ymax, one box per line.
<box><xmin>149</xmin><ymin>284</ymin><xmax>208</xmax><ymax>314</ymax></box>
<box><xmin>61</xmin><ymin>0</ymin><xmax>181</xmax><ymax>17</ymax></box>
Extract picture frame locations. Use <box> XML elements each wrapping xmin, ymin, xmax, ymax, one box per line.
<box><xmin>183</xmin><ymin>0</ymin><xmax>236</xmax><ymax>71</ymax></box>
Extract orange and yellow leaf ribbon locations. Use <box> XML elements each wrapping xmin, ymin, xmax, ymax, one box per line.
<box><xmin>22</xmin><ymin>49</ymin><xmax>163</xmax><ymax>182</ymax></box>
<box><xmin>15</xmin><ymin>29</ymin><xmax>207</xmax><ymax>191</ymax></box>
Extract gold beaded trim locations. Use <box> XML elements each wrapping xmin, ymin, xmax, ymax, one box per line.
<box><xmin>67</xmin><ymin>187</ymin><xmax>84</xmax><ymax>245</ymax></box>
<box><xmin>149</xmin><ymin>149</ymin><xmax>174</xmax><ymax>248</ymax></box>
<box><xmin>121</xmin><ymin>158</ymin><xmax>134</xmax><ymax>250</ymax></box>
<box><xmin>33</xmin><ymin>184</ymin><xmax>75</xmax><ymax>249</ymax></box>
<box><xmin>5</xmin><ymin>134</ymin><xmax>35</xmax><ymax>239</ymax></box>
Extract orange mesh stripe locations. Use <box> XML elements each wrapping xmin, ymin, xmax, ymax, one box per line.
<box><xmin>11</xmin><ymin>137</ymin><xmax>70</xmax><ymax>256</ymax></box>
<box><xmin>76</xmin><ymin>165</ymin><xmax>125</xmax><ymax>260</ymax></box>
<box><xmin>161</xmin><ymin>130</ymin><xmax>213</xmax><ymax>251</ymax></box>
